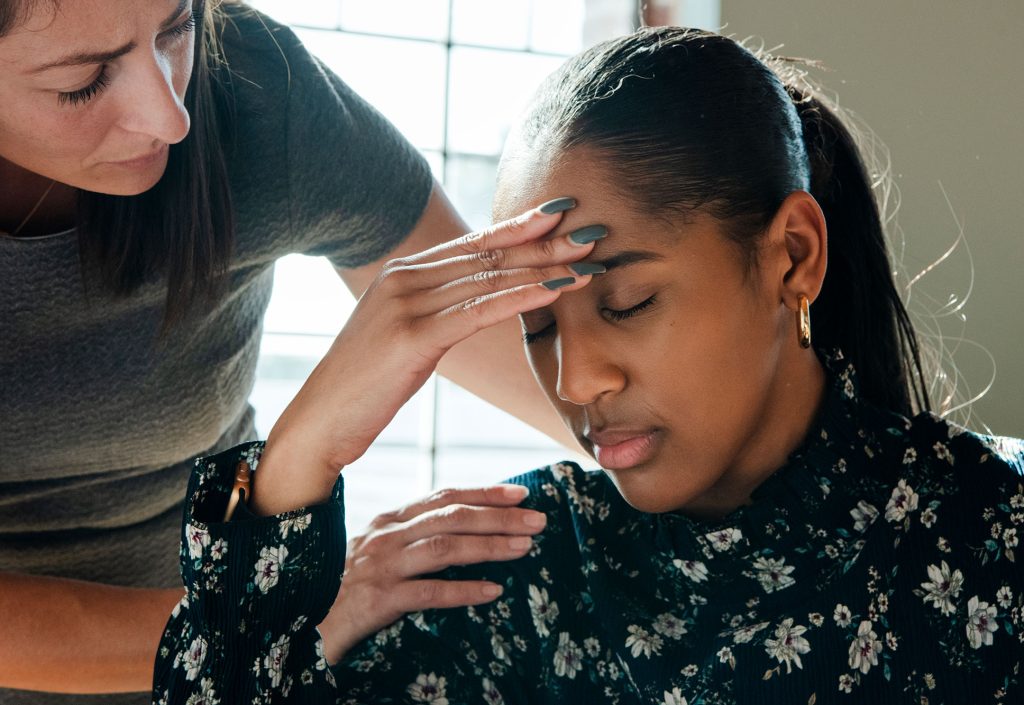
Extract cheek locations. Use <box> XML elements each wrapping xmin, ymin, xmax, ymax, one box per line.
<box><xmin>0</xmin><ymin>91</ymin><xmax>109</xmax><ymax>179</ymax></box>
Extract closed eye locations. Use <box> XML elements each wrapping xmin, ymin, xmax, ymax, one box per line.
<box><xmin>522</xmin><ymin>295</ymin><xmax>658</xmax><ymax>345</ymax></box>
<box><xmin>604</xmin><ymin>295</ymin><xmax>656</xmax><ymax>321</ymax></box>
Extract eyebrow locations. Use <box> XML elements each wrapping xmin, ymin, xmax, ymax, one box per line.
<box><xmin>30</xmin><ymin>0</ymin><xmax>188</xmax><ymax>74</ymax></box>
<box><xmin>593</xmin><ymin>249</ymin><xmax>665</xmax><ymax>271</ymax></box>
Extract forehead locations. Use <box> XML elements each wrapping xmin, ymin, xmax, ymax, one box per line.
<box><xmin>493</xmin><ymin>145</ymin><xmax>688</xmax><ymax>253</ymax></box>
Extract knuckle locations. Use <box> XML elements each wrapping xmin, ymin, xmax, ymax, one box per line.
<box><xmin>437</xmin><ymin>504</ymin><xmax>470</xmax><ymax>528</ymax></box>
<box><xmin>427</xmin><ymin>533</ymin><xmax>452</xmax><ymax>557</ymax></box>
<box><xmin>458</xmin><ymin>230</ymin><xmax>488</xmax><ymax>254</ymax></box>
<box><xmin>471</xmin><ymin>269</ymin><xmax>503</xmax><ymax>293</ymax></box>
<box><xmin>359</xmin><ymin>532</ymin><xmax>390</xmax><ymax>557</ymax></box>
<box><xmin>416</xmin><ymin>580</ymin><xmax>440</xmax><ymax>604</ymax></box>
<box><xmin>475</xmin><ymin>247</ymin><xmax>504</xmax><ymax>272</ymax></box>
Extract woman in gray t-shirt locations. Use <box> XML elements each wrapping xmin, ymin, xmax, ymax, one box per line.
<box><xmin>0</xmin><ymin>2</ymin><xmax>582</xmax><ymax>702</ymax></box>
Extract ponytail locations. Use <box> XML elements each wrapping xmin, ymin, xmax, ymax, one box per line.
<box><xmin>788</xmin><ymin>88</ymin><xmax>930</xmax><ymax>416</ymax></box>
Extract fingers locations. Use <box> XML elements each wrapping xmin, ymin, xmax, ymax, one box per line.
<box><xmin>386</xmin><ymin>485</ymin><xmax>534</xmax><ymax>524</ymax></box>
<box><xmin>401</xmin><ymin>502</ymin><xmax>547</xmax><ymax>545</ymax></box>
<box><xmin>393</xmin><ymin>533</ymin><xmax>533</xmax><ymax>579</ymax></box>
<box><xmin>399</xmin><ymin>224</ymin><xmax>606</xmax><ymax>291</ymax></box>
<box><xmin>402</xmin><ymin>198</ymin><xmax>577</xmax><ymax>267</ymax></box>
<box><xmin>389</xmin><ymin>578</ymin><xmax>506</xmax><ymax>612</ymax></box>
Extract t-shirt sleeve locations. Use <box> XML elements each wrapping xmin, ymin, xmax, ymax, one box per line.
<box><xmin>220</xmin><ymin>7</ymin><xmax>434</xmax><ymax>269</ymax></box>
<box><xmin>280</xmin><ymin>34</ymin><xmax>434</xmax><ymax>268</ymax></box>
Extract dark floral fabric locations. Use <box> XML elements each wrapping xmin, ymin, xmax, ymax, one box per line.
<box><xmin>154</xmin><ymin>352</ymin><xmax>1024</xmax><ymax>704</ymax></box>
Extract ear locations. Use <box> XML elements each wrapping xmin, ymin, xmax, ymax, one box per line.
<box><xmin>766</xmin><ymin>190</ymin><xmax>828</xmax><ymax>311</ymax></box>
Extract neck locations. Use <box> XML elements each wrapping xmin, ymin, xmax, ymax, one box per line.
<box><xmin>0</xmin><ymin>158</ymin><xmax>78</xmax><ymax>237</ymax></box>
<box><xmin>682</xmin><ymin>346</ymin><xmax>828</xmax><ymax>521</ymax></box>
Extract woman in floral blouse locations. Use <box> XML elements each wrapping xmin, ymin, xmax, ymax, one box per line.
<box><xmin>153</xmin><ymin>27</ymin><xmax>1024</xmax><ymax>705</ymax></box>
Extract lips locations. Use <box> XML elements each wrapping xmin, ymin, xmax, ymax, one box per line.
<box><xmin>108</xmin><ymin>144</ymin><xmax>168</xmax><ymax>167</ymax></box>
<box><xmin>584</xmin><ymin>427</ymin><xmax>662</xmax><ymax>470</ymax></box>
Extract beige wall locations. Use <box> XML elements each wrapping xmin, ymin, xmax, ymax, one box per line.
<box><xmin>721</xmin><ymin>0</ymin><xmax>1023</xmax><ymax>436</ymax></box>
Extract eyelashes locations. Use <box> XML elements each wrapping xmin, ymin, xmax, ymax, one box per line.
<box><xmin>522</xmin><ymin>295</ymin><xmax>658</xmax><ymax>345</ymax></box>
<box><xmin>57</xmin><ymin>11</ymin><xmax>196</xmax><ymax>107</ymax></box>
<box><xmin>58</xmin><ymin>67</ymin><xmax>111</xmax><ymax>107</ymax></box>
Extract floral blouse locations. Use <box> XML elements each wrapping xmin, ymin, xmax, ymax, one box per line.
<box><xmin>153</xmin><ymin>352</ymin><xmax>1024</xmax><ymax>705</ymax></box>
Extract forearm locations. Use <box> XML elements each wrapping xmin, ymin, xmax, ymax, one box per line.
<box><xmin>0</xmin><ymin>572</ymin><xmax>183</xmax><ymax>694</ymax></box>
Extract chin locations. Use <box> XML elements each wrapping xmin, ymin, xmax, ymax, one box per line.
<box><xmin>605</xmin><ymin>468</ymin><xmax>696</xmax><ymax>515</ymax></box>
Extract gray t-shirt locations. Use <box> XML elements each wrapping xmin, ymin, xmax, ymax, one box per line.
<box><xmin>0</xmin><ymin>8</ymin><xmax>430</xmax><ymax>702</ymax></box>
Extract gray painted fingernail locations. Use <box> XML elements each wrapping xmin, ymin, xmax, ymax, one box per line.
<box><xmin>538</xmin><ymin>197</ymin><xmax>576</xmax><ymax>214</ymax></box>
<box><xmin>569</xmin><ymin>262</ymin><xmax>607</xmax><ymax>276</ymax></box>
<box><xmin>568</xmin><ymin>225</ymin><xmax>607</xmax><ymax>245</ymax></box>
<box><xmin>541</xmin><ymin>277</ymin><xmax>576</xmax><ymax>290</ymax></box>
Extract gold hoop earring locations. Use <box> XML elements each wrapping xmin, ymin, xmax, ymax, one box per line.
<box><xmin>798</xmin><ymin>295</ymin><xmax>812</xmax><ymax>349</ymax></box>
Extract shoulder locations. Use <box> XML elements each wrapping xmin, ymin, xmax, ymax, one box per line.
<box><xmin>504</xmin><ymin>461</ymin><xmax>624</xmax><ymax>525</ymax></box>
<box><xmin>903</xmin><ymin>412</ymin><xmax>1024</xmax><ymax>562</ymax></box>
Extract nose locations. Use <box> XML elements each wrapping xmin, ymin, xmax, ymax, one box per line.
<box><xmin>117</xmin><ymin>51</ymin><xmax>191</xmax><ymax>145</ymax></box>
<box><xmin>554</xmin><ymin>328</ymin><xmax>626</xmax><ymax>406</ymax></box>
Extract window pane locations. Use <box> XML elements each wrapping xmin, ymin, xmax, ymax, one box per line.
<box><xmin>343</xmin><ymin>449</ymin><xmax>430</xmax><ymax>535</ymax></box>
<box><xmin>447</xmin><ymin>47</ymin><xmax>566</xmax><ymax>156</ymax></box>
<box><xmin>530</xmin><ymin>0</ymin><xmax>586</xmax><ymax>54</ymax></box>
<box><xmin>263</xmin><ymin>254</ymin><xmax>353</xmax><ymax>337</ymax></box>
<box><xmin>340</xmin><ymin>0</ymin><xmax>450</xmax><ymax>41</ymax></box>
<box><xmin>435</xmin><ymin>378</ymin><xmax>561</xmax><ymax>449</ymax></box>
<box><xmin>295</xmin><ymin>29</ymin><xmax>447</xmax><ymax>151</ymax></box>
<box><xmin>248</xmin><ymin>0</ymin><xmax>340</xmax><ymax>29</ymax></box>
<box><xmin>450</xmin><ymin>0</ymin><xmax>531</xmax><ymax>49</ymax></box>
<box><xmin>443</xmin><ymin>154</ymin><xmax>499</xmax><ymax>232</ymax></box>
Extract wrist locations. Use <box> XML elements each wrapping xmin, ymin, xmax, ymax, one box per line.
<box><xmin>249</xmin><ymin>436</ymin><xmax>340</xmax><ymax>517</ymax></box>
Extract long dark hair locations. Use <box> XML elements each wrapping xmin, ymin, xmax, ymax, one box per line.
<box><xmin>1</xmin><ymin>0</ymin><xmax>236</xmax><ymax>329</ymax></box>
<box><xmin>512</xmin><ymin>26</ymin><xmax>930</xmax><ymax>416</ymax></box>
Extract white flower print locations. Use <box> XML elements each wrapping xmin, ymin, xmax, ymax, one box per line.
<box><xmin>937</xmin><ymin>536</ymin><xmax>952</xmax><ymax>553</ymax></box>
<box><xmin>706</xmin><ymin>527</ymin><xmax>743</xmax><ymax>552</ymax></box>
<box><xmin>180</xmin><ymin>636</ymin><xmax>207</xmax><ymax>681</ymax></box>
<box><xmin>661</xmin><ymin>687</ymin><xmax>688</xmax><ymax>705</ymax></box>
<box><xmin>838</xmin><ymin>673</ymin><xmax>854</xmax><ymax>693</ymax></box>
<box><xmin>208</xmin><ymin>538</ymin><xmax>227</xmax><ymax>561</ymax></box>
<box><xmin>920</xmin><ymin>507</ymin><xmax>937</xmax><ymax>528</ymax></box>
<box><xmin>763</xmin><ymin>618</ymin><xmax>811</xmax><ymax>674</ymax></box>
<box><xmin>263</xmin><ymin>634</ymin><xmax>290</xmax><ymax>688</ymax></box>
<box><xmin>1011</xmin><ymin>493</ymin><xmax>1024</xmax><ymax>510</ymax></box>
<box><xmin>673</xmin><ymin>559</ymin><xmax>709</xmax><ymax>583</ymax></box>
<box><xmin>553</xmin><ymin>632</ymin><xmax>584</xmax><ymax>678</ymax></box>
<box><xmin>184</xmin><ymin>678</ymin><xmax>219</xmax><ymax>705</ymax></box>
<box><xmin>625</xmin><ymin>625</ymin><xmax>663</xmax><ymax>658</ymax></box>
<box><xmin>482</xmin><ymin>677</ymin><xmax>504</xmax><ymax>705</ymax></box>
<box><xmin>717</xmin><ymin>646</ymin><xmax>734</xmax><ymax>665</ymax></box>
<box><xmin>808</xmin><ymin>612</ymin><xmax>824</xmax><ymax>627</ymax></box>
<box><xmin>902</xmin><ymin>447</ymin><xmax>917</xmax><ymax>465</ymax></box>
<box><xmin>491</xmin><ymin>633</ymin><xmax>512</xmax><ymax>665</ymax></box>
<box><xmin>850</xmin><ymin>500</ymin><xmax>879</xmax><ymax>533</ymax></box>
<box><xmin>966</xmin><ymin>596</ymin><xmax>998</xmax><ymax>649</ymax></box>
<box><xmin>407</xmin><ymin>673</ymin><xmax>449</xmax><ymax>704</ymax></box>
<box><xmin>583</xmin><ymin>637</ymin><xmax>601</xmax><ymax>658</ymax></box>
<box><xmin>847</xmin><ymin>620</ymin><xmax>882</xmax><ymax>674</ymax></box>
<box><xmin>884</xmin><ymin>480</ymin><xmax>919</xmax><ymax>523</ymax></box>
<box><xmin>528</xmin><ymin>584</ymin><xmax>559</xmax><ymax>638</ymax></box>
<box><xmin>279</xmin><ymin>513</ymin><xmax>311</xmax><ymax>539</ymax></box>
<box><xmin>920</xmin><ymin>561</ymin><xmax>964</xmax><ymax>616</ymax></box>
<box><xmin>997</xmin><ymin>585</ymin><xmax>1013</xmax><ymax>609</ymax></box>
<box><xmin>1004</xmin><ymin>527</ymin><xmax>1019</xmax><ymax>549</ymax></box>
<box><xmin>732</xmin><ymin>621</ymin><xmax>769</xmax><ymax>644</ymax></box>
<box><xmin>186</xmin><ymin>524</ymin><xmax>210</xmax><ymax>559</ymax></box>
<box><xmin>254</xmin><ymin>545</ymin><xmax>288</xmax><ymax>594</ymax></box>
<box><xmin>681</xmin><ymin>664</ymin><xmax>698</xmax><ymax>677</ymax></box>
<box><xmin>751</xmin><ymin>556</ymin><xmax>796</xmax><ymax>594</ymax></box>
<box><xmin>886</xmin><ymin>632</ymin><xmax>898</xmax><ymax>651</ymax></box>
<box><xmin>652</xmin><ymin>612</ymin><xmax>687</xmax><ymax>640</ymax></box>
<box><xmin>933</xmin><ymin>441</ymin><xmax>954</xmax><ymax>464</ymax></box>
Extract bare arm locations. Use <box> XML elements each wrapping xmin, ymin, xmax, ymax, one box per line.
<box><xmin>0</xmin><ymin>572</ymin><xmax>183</xmax><ymax>694</ymax></box>
<box><xmin>335</xmin><ymin>182</ymin><xmax>581</xmax><ymax>451</ymax></box>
